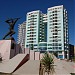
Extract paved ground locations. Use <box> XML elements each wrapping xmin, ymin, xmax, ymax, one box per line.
<box><xmin>54</xmin><ymin>59</ymin><xmax>75</xmax><ymax>75</ymax></box>
<box><xmin>0</xmin><ymin>53</ymin><xmax>75</xmax><ymax>75</ymax></box>
<box><xmin>13</xmin><ymin>60</ymin><xmax>40</xmax><ymax>75</ymax></box>
<box><xmin>0</xmin><ymin>54</ymin><xmax>28</xmax><ymax>73</ymax></box>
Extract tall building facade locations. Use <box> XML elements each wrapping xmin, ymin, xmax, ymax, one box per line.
<box><xmin>39</xmin><ymin>14</ymin><xmax>47</xmax><ymax>51</ymax></box>
<box><xmin>25</xmin><ymin>10</ymin><xmax>47</xmax><ymax>51</ymax></box>
<box><xmin>47</xmin><ymin>5</ymin><xmax>69</xmax><ymax>59</ymax></box>
<box><xmin>17</xmin><ymin>21</ymin><xmax>26</xmax><ymax>52</ymax></box>
<box><xmin>24</xmin><ymin>5</ymin><xmax>69</xmax><ymax>59</ymax></box>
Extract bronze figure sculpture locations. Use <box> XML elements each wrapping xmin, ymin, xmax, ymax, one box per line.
<box><xmin>3</xmin><ymin>18</ymin><xmax>20</xmax><ymax>40</ymax></box>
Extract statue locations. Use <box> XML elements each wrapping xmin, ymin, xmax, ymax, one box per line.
<box><xmin>3</xmin><ymin>18</ymin><xmax>20</xmax><ymax>40</ymax></box>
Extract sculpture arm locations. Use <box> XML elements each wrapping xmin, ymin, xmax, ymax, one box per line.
<box><xmin>13</xmin><ymin>18</ymin><xmax>20</xmax><ymax>25</ymax></box>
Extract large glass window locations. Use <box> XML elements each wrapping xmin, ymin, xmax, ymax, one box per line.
<box><xmin>48</xmin><ymin>47</ymin><xmax>52</xmax><ymax>49</ymax></box>
<box><xmin>48</xmin><ymin>44</ymin><xmax>52</xmax><ymax>46</ymax></box>
<box><xmin>34</xmin><ymin>44</ymin><xmax>37</xmax><ymax>46</ymax></box>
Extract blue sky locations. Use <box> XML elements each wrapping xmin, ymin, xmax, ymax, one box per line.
<box><xmin>0</xmin><ymin>0</ymin><xmax>74</xmax><ymax>45</ymax></box>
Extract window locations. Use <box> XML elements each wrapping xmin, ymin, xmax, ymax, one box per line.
<box><xmin>55</xmin><ymin>47</ymin><xmax>58</xmax><ymax>49</ymax></box>
<box><xmin>53</xmin><ymin>14</ymin><xmax>55</xmax><ymax>16</ymax></box>
<box><xmin>54</xmin><ymin>20</ymin><xmax>58</xmax><ymax>22</ymax></box>
<box><xmin>54</xmin><ymin>36</ymin><xmax>58</xmax><ymax>38</ymax></box>
<box><xmin>48</xmin><ymin>44</ymin><xmax>52</xmax><ymax>46</ymax></box>
<box><xmin>52</xmin><ymin>11</ymin><xmax>54</xmax><ymax>13</ymax></box>
<box><xmin>59</xmin><ymin>51</ymin><xmax>62</xmax><ymax>54</ymax></box>
<box><xmin>58</xmin><ymin>26</ymin><xmax>61</xmax><ymax>28</ymax></box>
<box><xmin>55</xmin><ymin>14</ymin><xmax>57</xmax><ymax>16</ymax></box>
<box><xmin>55</xmin><ymin>29</ymin><xmax>58</xmax><ymax>32</ymax></box>
<box><xmin>55</xmin><ymin>23</ymin><xmax>58</xmax><ymax>25</ymax></box>
<box><xmin>49</xmin><ymin>15</ymin><xmax>52</xmax><ymax>17</ymax></box>
<box><xmin>50</xmin><ymin>27</ymin><xmax>53</xmax><ymax>29</ymax></box>
<box><xmin>58</xmin><ymin>23</ymin><xmax>61</xmax><ymax>25</ymax></box>
<box><xmin>53</xmin><ymin>43</ymin><xmax>58</xmax><ymax>46</ymax></box>
<box><xmin>59</xmin><ymin>44</ymin><xmax>62</xmax><ymax>46</ymax></box>
<box><xmin>48</xmin><ymin>47</ymin><xmax>52</xmax><ymax>49</ymax></box>
<box><xmin>33</xmin><ymin>38</ymin><xmax>36</xmax><ymax>40</ymax></box>
<box><xmin>53</xmin><ymin>47</ymin><xmax>55</xmax><ymax>49</ymax></box>
<box><xmin>55</xmin><ymin>10</ymin><xmax>57</xmax><ymax>13</ymax></box>
<box><xmin>53</xmin><ymin>33</ymin><xmax>58</xmax><ymax>35</ymax></box>
<box><xmin>59</xmin><ymin>47</ymin><xmax>62</xmax><ymax>49</ymax></box>
<box><xmin>58</xmin><ymin>30</ymin><xmax>61</xmax><ymax>31</ymax></box>
<box><xmin>26</xmin><ymin>45</ymin><xmax>29</xmax><ymax>47</ymax></box>
<box><xmin>49</xmin><ymin>40</ymin><xmax>53</xmax><ymax>42</ymax></box>
<box><xmin>54</xmin><ymin>17</ymin><xmax>58</xmax><ymax>19</ymax></box>
<box><xmin>58</xmin><ymin>39</ymin><xmax>61</xmax><ymax>41</ymax></box>
<box><xmin>34</xmin><ymin>44</ymin><xmax>37</xmax><ymax>46</ymax></box>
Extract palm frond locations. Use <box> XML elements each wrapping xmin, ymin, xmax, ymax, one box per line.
<box><xmin>41</xmin><ymin>52</ymin><xmax>55</xmax><ymax>75</ymax></box>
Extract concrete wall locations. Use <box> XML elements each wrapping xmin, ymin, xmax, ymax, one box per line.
<box><xmin>29</xmin><ymin>50</ymin><xmax>44</xmax><ymax>60</ymax></box>
<box><xmin>35</xmin><ymin>52</ymin><xmax>40</xmax><ymax>60</ymax></box>
<box><xmin>0</xmin><ymin>40</ymin><xmax>11</xmax><ymax>61</ymax></box>
<box><xmin>24</xmin><ymin>48</ymin><xmax>30</xmax><ymax>55</ymax></box>
<box><xmin>0</xmin><ymin>40</ymin><xmax>22</xmax><ymax>61</ymax></box>
<box><xmin>30</xmin><ymin>50</ymin><xmax>34</xmax><ymax>60</ymax></box>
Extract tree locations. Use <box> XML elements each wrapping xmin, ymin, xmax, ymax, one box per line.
<box><xmin>41</xmin><ymin>52</ymin><xmax>55</xmax><ymax>75</ymax></box>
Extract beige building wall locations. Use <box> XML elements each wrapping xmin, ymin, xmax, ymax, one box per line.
<box><xmin>0</xmin><ymin>40</ymin><xmax>22</xmax><ymax>61</ymax></box>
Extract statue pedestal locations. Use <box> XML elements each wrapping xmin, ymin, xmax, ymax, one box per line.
<box><xmin>0</xmin><ymin>40</ymin><xmax>22</xmax><ymax>61</ymax></box>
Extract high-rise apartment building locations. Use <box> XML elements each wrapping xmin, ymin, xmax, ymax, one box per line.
<box><xmin>25</xmin><ymin>10</ymin><xmax>47</xmax><ymax>51</ymax></box>
<box><xmin>17</xmin><ymin>21</ymin><xmax>26</xmax><ymax>52</ymax></box>
<box><xmin>47</xmin><ymin>5</ymin><xmax>69</xmax><ymax>59</ymax></box>
<box><xmin>24</xmin><ymin>5</ymin><xmax>69</xmax><ymax>59</ymax></box>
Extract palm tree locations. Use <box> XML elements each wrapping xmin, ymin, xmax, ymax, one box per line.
<box><xmin>41</xmin><ymin>52</ymin><xmax>55</xmax><ymax>75</ymax></box>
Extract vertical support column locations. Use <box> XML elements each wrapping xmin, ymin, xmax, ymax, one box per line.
<box><xmin>25</xmin><ymin>48</ymin><xmax>29</xmax><ymax>55</ymax></box>
<box><xmin>62</xmin><ymin>51</ymin><xmax>65</xmax><ymax>59</ymax></box>
<box><xmin>67</xmin><ymin>50</ymin><xmax>69</xmax><ymax>59</ymax></box>
<box><xmin>30</xmin><ymin>50</ymin><xmax>34</xmax><ymax>60</ymax></box>
<box><xmin>35</xmin><ymin>52</ymin><xmax>40</xmax><ymax>60</ymax></box>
